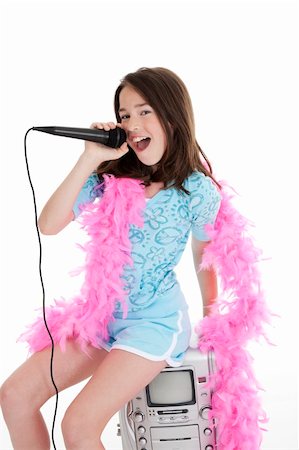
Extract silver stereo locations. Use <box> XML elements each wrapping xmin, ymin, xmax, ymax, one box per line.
<box><xmin>118</xmin><ymin>348</ymin><xmax>217</xmax><ymax>450</ymax></box>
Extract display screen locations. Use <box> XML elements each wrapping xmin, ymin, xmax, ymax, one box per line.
<box><xmin>146</xmin><ymin>369</ymin><xmax>195</xmax><ymax>406</ymax></box>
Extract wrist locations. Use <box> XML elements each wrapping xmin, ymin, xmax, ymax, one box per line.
<box><xmin>77</xmin><ymin>152</ymin><xmax>104</xmax><ymax>172</ymax></box>
<box><xmin>202</xmin><ymin>304</ymin><xmax>215</xmax><ymax>317</ymax></box>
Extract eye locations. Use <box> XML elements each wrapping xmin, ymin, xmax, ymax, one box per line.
<box><xmin>120</xmin><ymin>114</ymin><xmax>129</xmax><ymax>121</ymax></box>
<box><xmin>140</xmin><ymin>110</ymin><xmax>152</xmax><ymax>116</ymax></box>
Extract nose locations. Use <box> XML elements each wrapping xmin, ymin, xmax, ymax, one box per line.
<box><xmin>126</xmin><ymin>115</ymin><xmax>141</xmax><ymax>132</ymax></box>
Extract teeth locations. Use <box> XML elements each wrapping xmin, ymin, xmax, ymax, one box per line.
<box><xmin>132</xmin><ymin>136</ymin><xmax>148</xmax><ymax>143</ymax></box>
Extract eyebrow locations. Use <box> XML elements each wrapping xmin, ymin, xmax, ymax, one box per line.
<box><xmin>118</xmin><ymin>102</ymin><xmax>149</xmax><ymax>113</ymax></box>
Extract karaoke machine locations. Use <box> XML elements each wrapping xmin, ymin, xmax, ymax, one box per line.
<box><xmin>117</xmin><ymin>347</ymin><xmax>217</xmax><ymax>450</ymax></box>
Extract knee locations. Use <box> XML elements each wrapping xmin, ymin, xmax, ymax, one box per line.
<box><xmin>0</xmin><ymin>377</ymin><xmax>26</xmax><ymax>417</ymax></box>
<box><xmin>61</xmin><ymin>406</ymin><xmax>105</xmax><ymax>449</ymax></box>
<box><xmin>62</xmin><ymin>408</ymin><xmax>88</xmax><ymax>448</ymax></box>
<box><xmin>0</xmin><ymin>372</ymin><xmax>46</xmax><ymax>420</ymax></box>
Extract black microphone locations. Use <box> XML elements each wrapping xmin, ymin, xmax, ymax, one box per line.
<box><xmin>33</xmin><ymin>126</ymin><xmax>127</xmax><ymax>148</ymax></box>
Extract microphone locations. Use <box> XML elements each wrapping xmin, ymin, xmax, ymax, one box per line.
<box><xmin>33</xmin><ymin>126</ymin><xmax>127</xmax><ymax>148</ymax></box>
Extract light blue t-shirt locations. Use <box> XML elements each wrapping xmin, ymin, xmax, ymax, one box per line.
<box><xmin>73</xmin><ymin>171</ymin><xmax>221</xmax><ymax>317</ymax></box>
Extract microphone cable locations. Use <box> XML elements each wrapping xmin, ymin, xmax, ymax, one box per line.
<box><xmin>24</xmin><ymin>128</ymin><xmax>58</xmax><ymax>450</ymax></box>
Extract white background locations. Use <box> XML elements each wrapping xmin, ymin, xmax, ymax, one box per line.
<box><xmin>0</xmin><ymin>1</ymin><xmax>298</xmax><ymax>449</ymax></box>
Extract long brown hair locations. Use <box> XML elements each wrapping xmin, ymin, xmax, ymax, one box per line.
<box><xmin>97</xmin><ymin>67</ymin><xmax>219</xmax><ymax>193</ymax></box>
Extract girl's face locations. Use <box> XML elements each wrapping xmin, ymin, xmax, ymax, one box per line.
<box><xmin>118</xmin><ymin>86</ymin><xmax>167</xmax><ymax>167</ymax></box>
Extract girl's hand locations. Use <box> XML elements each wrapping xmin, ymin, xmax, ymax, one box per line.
<box><xmin>82</xmin><ymin>122</ymin><xmax>129</xmax><ymax>169</ymax></box>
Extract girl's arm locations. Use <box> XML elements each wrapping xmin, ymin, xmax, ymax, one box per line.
<box><xmin>38</xmin><ymin>153</ymin><xmax>103</xmax><ymax>235</ymax></box>
<box><xmin>38</xmin><ymin>122</ymin><xmax>129</xmax><ymax>235</ymax></box>
<box><xmin>191</xmin><ymin>235</ymin><xmax>218</xmax><ymax>317</ymax></box>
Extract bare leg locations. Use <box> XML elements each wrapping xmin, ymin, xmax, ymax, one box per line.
<box><xmin>61</xmin><ymin>349</ymin><xmax>167</xmax><ymax>450</ymax></box>
<box><xmin>0</xmin><ymin>340</ymin><xmax>108</xmax><ymax>450</ymax></box>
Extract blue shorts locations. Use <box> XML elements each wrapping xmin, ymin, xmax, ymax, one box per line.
<box><xmin>97</xmin><ymin>308</ymin><xmax>191</xmax><ymax>367</ymax></box>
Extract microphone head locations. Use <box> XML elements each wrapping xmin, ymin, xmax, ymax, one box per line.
<box><xmin>107</xmin><ymin>127</ymin><xmax>127</xmax><ymax>148</ymax></box>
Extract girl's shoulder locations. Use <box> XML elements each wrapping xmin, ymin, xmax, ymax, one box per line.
<box><xmin>183</xmin><ymin>170</ymin><xmax>219</xmax><ymax>194</ymax></box>
<box><xmin>85</xmin><ymin>172</ymin><xmax>102</xmax><ymax>187</ymax></box>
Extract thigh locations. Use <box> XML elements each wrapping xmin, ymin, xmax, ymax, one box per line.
<box><xmin>65</xmin><ymin>349</ymin><xmax>167</xmax><ymax>430</ymax></box>
<box><xmin>3</xmin><ymin>341</ymin><xmax>108</xmax><ymax>408</ymax></box>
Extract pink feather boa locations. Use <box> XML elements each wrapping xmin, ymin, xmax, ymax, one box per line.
<box><xmin>19</xmin><ymin>175</ymin><xmax>145</xmax><ymax>352</ymax></box>
<box><xmin>195</xmin><ymin>182</ymin><xmax>272</xmax><ymax>449</ymax></box>
<box><xmin>19</xmin><ymin>174</ymin><xmax>271</xmax><ymax>448</ymax></box>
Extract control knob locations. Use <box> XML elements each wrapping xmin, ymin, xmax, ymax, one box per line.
<box><xmin>200</xmin><ymin>406</ymin><xmax>211</xmax><ymax>420</ymax></box>
<box><xmin>139</xmin><ymin>437</ymin><xmax>147</xmax><ymax>445</ymax></box>
<box><xmin>133</xmin><ymin>411</ymin><xmax>145</xmax><ymax>423</ymax></box>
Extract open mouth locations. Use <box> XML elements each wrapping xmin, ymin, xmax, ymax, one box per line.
<box><xmin>132</xmin><ymin>136</ymin><xmax>151</xmax><ymax>151</ymax></box>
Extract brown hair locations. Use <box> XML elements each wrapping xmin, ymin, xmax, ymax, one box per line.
<box><xmin>96</xmin><ymin>67</ymin><xmax>219</xmax><ymax>193</ymax></box>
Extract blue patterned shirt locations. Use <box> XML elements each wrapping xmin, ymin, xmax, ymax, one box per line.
<box><xmin>73</xmin><ymin>171</ymin><xmax>221</xmax><ymax>316</ymax></box>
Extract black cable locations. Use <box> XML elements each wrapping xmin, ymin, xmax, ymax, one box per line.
<box><xmin>24</xmin><ymin>128</ymin><xmax>58</xmax><ymax>450</ymax></box>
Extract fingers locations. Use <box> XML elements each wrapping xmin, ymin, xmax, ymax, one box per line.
<box><xmin>90</xmin><ymin>122</ymin><xmax>117</xmax><ymax>131</ymax></box>
<box><xmin>87</xmin><ymin>121</ymin><xmax>128</xmax><ymax>157</ymax></box>
<box><xmin>113</xmin><ymin>141</ymin><xmax>129</xmax><ymax>157</ymax></box>
<box><xmin>119</xmin><ymin>141</ymin><xmax>128</xmax><ymax>153</ymax></box>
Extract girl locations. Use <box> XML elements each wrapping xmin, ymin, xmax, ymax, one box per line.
<box><xmin>0</xmin><ymin>67</ymin><xmax>221</xmax><ymax>450</ymax></box>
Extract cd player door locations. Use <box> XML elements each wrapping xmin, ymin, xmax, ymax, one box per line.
<box><xmin>150</xmin><ymin>425</ymin><xmax>201</xmax><ymax>450</ymax></box>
